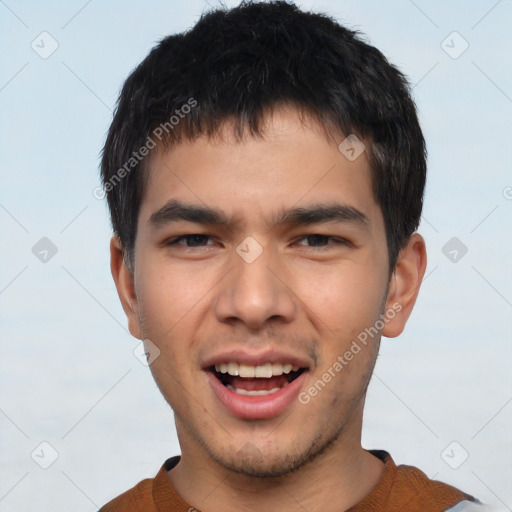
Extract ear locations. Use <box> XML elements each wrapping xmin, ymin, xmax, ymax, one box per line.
<box><xmin>110</xmin><ymin>236</ymin><xmax>143</xmax><ymax>339</ymax></box>
<box><xmin>381</xmin><ymin>233</ymin><xmax>427</xmax><ymax>338</ymax></box>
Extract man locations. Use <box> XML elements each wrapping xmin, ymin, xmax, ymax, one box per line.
<box><xmin>99</xmin><ymin>1</ymin><xmax>482</xmax><ymax>510</ymax></box>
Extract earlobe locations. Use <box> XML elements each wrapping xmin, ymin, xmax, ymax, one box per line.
<box><xmin>382</xmin><ymin>233</ymin><xmax>427</xmax><ymax>338</ymax></box>
<box><xmin>110</xmin><ymin>237</ymin><xmax>143</xmax><ymax>339</ymax></box>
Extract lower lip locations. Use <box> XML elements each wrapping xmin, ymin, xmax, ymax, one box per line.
<box><xmin>206</xmin><ymin>370</ymin><xmax>308</xmax><ymax>420</ymax></box>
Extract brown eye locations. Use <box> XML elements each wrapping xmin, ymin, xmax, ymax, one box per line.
<box><xmin>296</xmin><ymin>235</ymin><xmax>349</xmax><ymax>247</ymax></box>
<box><xmin>168</xmin><ymin>234</ymin><xmax>212</xmax><ymax>247</ymax></box>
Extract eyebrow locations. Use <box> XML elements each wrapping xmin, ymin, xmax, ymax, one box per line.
<box><xmin>274</xmin><ymin>204</ymin><xmax>369</xmax><ymax>228</ymax></box>
<box><xmin>147</xmin><ymin>199</ymin><xmax>370</xmax><ymax>230</ymax></box>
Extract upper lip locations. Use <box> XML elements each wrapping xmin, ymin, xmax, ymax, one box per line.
<box><xmin>202</xmin><ymin>349</ymin><xmax>311</xmax><ymax>370</ymax></box>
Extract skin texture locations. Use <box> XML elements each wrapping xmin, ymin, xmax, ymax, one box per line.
<box><xmin>111</xmin><ymin>107</ymin><xmax>427</xmax><ymax>512</ymax></box>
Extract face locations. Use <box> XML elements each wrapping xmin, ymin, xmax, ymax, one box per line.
<box><xmin>113</xmin><ymin>107</ymin><xmax>419</xmax><ymax>477</ymax></box>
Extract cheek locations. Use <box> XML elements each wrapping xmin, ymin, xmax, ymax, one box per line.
<box><xmin>136</xmin><ymin>265</ymin><xmax>202</xmax><ymax>402</ymax></box>
<box><xmin>289</xmin><ymin>261</ymin><xmax>385</xmax><ymax>341</ymax></box>
<box><xmin>135</xmin><ymin>256</ymin><xmax>213</xmax><ymax>338</ymax></box>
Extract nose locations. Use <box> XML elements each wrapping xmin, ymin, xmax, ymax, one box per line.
<box><xmin>213</xmin><ymin>242</ymin><xmax>297</xmax><ymax>331</ymax></box>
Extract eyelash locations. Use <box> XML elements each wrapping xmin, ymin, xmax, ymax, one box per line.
<box><xmin>166</xmin><ymin>234</ymin><xmax>350</xmax><ymax>249</ymax></box>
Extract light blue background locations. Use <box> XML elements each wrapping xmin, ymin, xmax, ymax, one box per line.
<box><xmin>1</xmin><ymin>0</ymin><xmax>511</xmax><ymax>510</ymax></box>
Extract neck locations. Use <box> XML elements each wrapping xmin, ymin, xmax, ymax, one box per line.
<box><xmin>168</xmin><ymin>408</ymin><xmax>384</xmax><ymax>512</ymax></box>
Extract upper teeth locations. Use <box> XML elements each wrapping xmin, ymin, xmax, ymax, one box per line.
<box><xmin>214</xmin><ymin>362</ymin><xmax>300</xmax><ymax>378</ymax></box>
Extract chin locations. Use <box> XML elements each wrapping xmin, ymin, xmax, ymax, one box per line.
<box><xmin>215</xmin><ymin>449</ymin><xmax>306</xmax><ymax>478</ymax></box>
<box><xmin>208</xmin><ymin>429</ymin><xmax>341</xmax><ymax>479</ymax></box>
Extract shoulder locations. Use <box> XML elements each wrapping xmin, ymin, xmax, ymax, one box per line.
<box><xmin>99</xmin><ymin>477</ymin><xmax>156</xmax><ymax>512</ymax></box>
<box><xmin>371</xmin><ymin>450</ymin><xmax>477</xmax><ymax>512</ymax></box>
<box><xmin>98</xmin><ymin>456</ymin><xmax>182</xmax><ymax>512</ymax></box>
<box><xmin>394</xmin><ymin>461</ymin><xmax>473</xmax><ymax>498</ymax></box>
<box><xmin>394</xmin><ymin>461</ymin><xmax>475</xmax><ymax>506</ymax></box>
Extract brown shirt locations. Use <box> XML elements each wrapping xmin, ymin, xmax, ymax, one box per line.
<box><xmin>99</xmin><ymin>450</ymin><xmax>475</xmax><ymax>512</ymax></box>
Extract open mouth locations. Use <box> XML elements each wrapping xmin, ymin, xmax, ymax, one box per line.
<box><xmin>209</xmin><ymin>363</ymin><xmax>307</xmax><ymax>396</ymax></box>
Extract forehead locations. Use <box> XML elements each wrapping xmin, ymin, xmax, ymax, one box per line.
<box><xmin>139</xmin><ymin>107</ymin><xmax>382</xmax><ymax>230</ymax></box>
